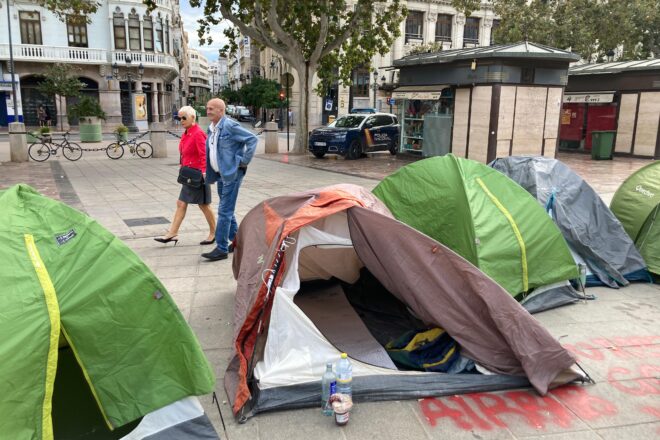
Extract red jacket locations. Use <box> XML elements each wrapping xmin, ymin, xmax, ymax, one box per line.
<box><xmin>179</xmin><ymin>124</ymin><xmax>207</xmax><ymax>172</ymax></box>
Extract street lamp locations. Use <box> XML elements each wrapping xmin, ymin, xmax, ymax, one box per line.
<box><xmin>371</xmin><ymin>69</ymin><xmax>379</xmax><ymax>109</ymax></box>
<box><xmin>112</xmin><ymin>57</ymin><xmax>144</xmax><ymax>132</ymax></box>
<box><xmin>270</xmin><ymin>56</ymin><xmax>284</xmax><ymax>130</ymax></box>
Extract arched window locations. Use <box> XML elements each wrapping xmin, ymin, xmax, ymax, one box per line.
<box><xmin>143</xmin><ymin>15</ymin><xmax>154</xmax><ymax>51</ymax></box>
<box><xmin>113</xmin><ymin>12</ymin><xmax>126</xmax><ymax>50</ymax></box>
<box><xmin>128</xmin><ymin>11</ymin><xmax>141</xmax><ymax>51</ymax></box>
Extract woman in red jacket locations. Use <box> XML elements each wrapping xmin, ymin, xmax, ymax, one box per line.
<box><xmin>155</xmin><ymin>106</ymin><xmax>216</xmax><ymax>245</ymax></box>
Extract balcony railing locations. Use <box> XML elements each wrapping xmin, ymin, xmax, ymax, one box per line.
<box><xmin>0</xmin><ymin>44</ymin><xmax>106</xmax><ymax>63</ymax></box>
<box><xmin>0</xmin><ymin>45</ymin><xmax>180</xmax><ymax>73</ymax></box>
<box><xmin>112</xmin><ymin>50</ymin><xmax>179</xmax><ymax>71</ymax></box>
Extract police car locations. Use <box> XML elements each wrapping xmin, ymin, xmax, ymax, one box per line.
<box><xmin>308</xmin><ymin>113</ymin><xmax>399</xmax><ymax>159</ymax></box>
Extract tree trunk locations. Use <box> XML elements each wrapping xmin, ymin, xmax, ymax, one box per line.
<box><xmin>290</xmin><ymin>62</ymin><xmax>315</xmax><ymax>154</ymax></box>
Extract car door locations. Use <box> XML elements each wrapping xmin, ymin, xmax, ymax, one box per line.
<box><xmin>362</xmin><ymin>116</ymin><xmax>381</xmax><ymax>151</ymax></box>
<box><xmin>367</xmin><ymin>115</ymin><xmax>393</xmax><ymax>151</ymax></box>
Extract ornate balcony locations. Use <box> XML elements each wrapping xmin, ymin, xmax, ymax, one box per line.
<box><xmin>0</xmin><ymin>44</ymin><xmax>106</xmax><ymax>64</ymax></box>
<box><xmin>0</xmin><ymin>45</ymin><xmax>179</xmax><ymax>74</ymax></box>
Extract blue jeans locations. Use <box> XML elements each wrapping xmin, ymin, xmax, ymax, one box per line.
<box><xmin>215</xmin><ymin>172</ymin><xmax>244</xmax><ymax>252</ymax></box>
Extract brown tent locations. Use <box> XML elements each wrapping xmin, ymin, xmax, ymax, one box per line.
<box><xmin>225</xmin><ymin>184</ymin><xmax>584</xmax><ymax>420</ymax></box>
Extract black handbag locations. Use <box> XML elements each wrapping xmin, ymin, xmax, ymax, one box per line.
<box><xmin>178</xmin><ymin>166</ymin><xmax>203</xmax><ymax>188</ymax></box>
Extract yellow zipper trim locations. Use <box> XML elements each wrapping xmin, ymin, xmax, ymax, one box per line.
<box><xmin>60</xmin><ymin>326</ymin><xmax>113</xmax><ymax>430</ymax></box>
<box><xmin>476</xmin><ymin>178</ymin><xmax>529</xmax><ymax>292</ymax></box>
<box><xmin>422</xmin><ymin>345</ymin><xmax>457</xmax><ymax>369</ymax></box>
<box><xmin>25</xmin><ymin>234</ymin><xmax>59</xmax><ymax>440</ymax></box>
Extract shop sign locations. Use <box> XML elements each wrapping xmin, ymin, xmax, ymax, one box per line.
<box><xmin>392</xmin><ymin>91</ymin><xmax>442</xmax><ymax>100</ymax></box>
<box><xmin>563</xmin><ymin>93</ymin><xmax>614</xmax><ymax>103</ymax></box>
<box><xmin>0</xmin><ymin>81</ymin><xmax>14</xmax><ymax>91</ymax></box>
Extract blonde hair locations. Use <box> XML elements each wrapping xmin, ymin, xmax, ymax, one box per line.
<box><xmin>178</xmin><ymin>106</ymin><xmax>197</xmax><ymax>121</ymax></box>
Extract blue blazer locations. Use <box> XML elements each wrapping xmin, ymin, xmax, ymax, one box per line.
<box><xmin>205</xmin><ymin>116</ymin><xmax>258</xmax><ymax>184</ymax></box>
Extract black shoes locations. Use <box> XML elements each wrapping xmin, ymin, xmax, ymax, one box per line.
<box><xmin>201</xmin><ymin>247</ymin><xmax>228</xmax><ymax>261</ymax></box>
<box><xmin>199</xmin><ymin>238</ymin><xmax>215</xmax><ymax>245</ymax></box>
<box><xmin>154</xmin><ymin>236</ymin><xmax>178</xmax><ymax>245</ymax></box>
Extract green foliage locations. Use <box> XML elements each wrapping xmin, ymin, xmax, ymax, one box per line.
<box><xmin>492</xmin><ymin>0</ymin><xmax>660</xmax><ymax>61</ymax></box>
<box><xmin>218</xmin><ymin>87</ymin><xmax>241</xmax><ymax>105</ymax></box>
<box><xmin>36</xmin><ymin>64</ymin><xmax>85</xmax><ymax>101</ymax></box>
<box><xmin>39</xmin><ymin>0</ymin><xmax>101</xmax><ymax>23</ymax></box>
<box><xmin>409</xmin><ymin>42</ymin><xmax>445</xmax><ymax>56</ymax></box>
<box><xmin>39</xmin><ymin>126</ymin><xmax>51</xmax><ymax>135</ymax></box>
<box><xmin>114</xmin><ymin>124</ymin><xmax>129</xmax><ymax>134</ymax></box>
<box><xmin>450</xmin><ymin>0</ymin><xmax>482</xmax><ymax>18</ymax></box>
<box><xmin>68</xmin><ymin>96</ymin><xmax>106</xmax><ymax>121</ymax></box>
<box><xmin>239</xmin><ymin>78</ymin><xmax>282</xmax><ymax>110</ymax></box>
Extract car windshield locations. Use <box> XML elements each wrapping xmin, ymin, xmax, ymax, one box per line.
<box><xmin>331</xmin><ymin>116</ymin><xmax>365</xmax><ymax>128</ymax></box>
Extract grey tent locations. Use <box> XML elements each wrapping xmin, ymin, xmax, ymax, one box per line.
<box><xmin>491</xmin><ymin>156</ymin><xmax>649</xmax><ymax>288</ymax></box>
<box><xmin>225</xmin><ymin>184</ymin><xmax>586</xmax><ymax>419</ymax></box>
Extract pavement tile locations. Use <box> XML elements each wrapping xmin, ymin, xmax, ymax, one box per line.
<box><xmin>518</xmin><ymin>430</ymin><xmax>602</xmax><ymax>439</ymax></box>
<box><xmin>597</xmin><ymin>421</ymin><xmax>660</xmax><ymax>439</ymax></box>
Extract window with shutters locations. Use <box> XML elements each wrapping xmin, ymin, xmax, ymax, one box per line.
<box><xmin>491</xmin><ymin>19</ymin><xmax>501</xmax><ymax>45</ymax></box>
<box><xmin>351</xmin><ymin>67</ymin><xmax>370</xmax><ymax>97</ymax></box>
<box><xmin>463</xmin><ymin>17</ymin><xmax>480</xmax><ymax>45</ymax></box>
<box><xmin>113</xmin><ymin>12</ymin><xmax>126</xmax><ymax>50</ymax></box>
<box><xmin>165</xmin><ymin>18</ymin><xmax>170</xmax><ymax>54</ymax></box>
<box><xmin>435</xmin><ymin>14</ymin><xmax>452</xmax><ymax>42</ymax></box>
<box><xmin>155</xmin><ymin>17</ymin><xmax>164</xmax><ymax>52</ymax></box>
<box><xmin>66</xmin><ymin>15</ymin><xmax>88</xmax><ymax>47</ymax></box>
<box><xmin>143</xmin><ymin>15</ymin><xmax>154</xmax><ymax>51</ymax></box>
<box><xmin>405</xmin><ymin>11</ymin><xmax>424</xmax><ymax>42</ymax></box>
<box><xmin>128</xmin><ymin>12</ymin><xmax>141</xmax><ymax>51</ymax></box>
<box><xmin>19</xmin><ymin>11</ymin><xmax>42</xmax><ymax>45</ymax></box>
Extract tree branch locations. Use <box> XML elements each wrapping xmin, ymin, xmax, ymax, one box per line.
<box><xmin>309</xmin><ymin>0</ymin><xmax>330</xmax><ymax>63</ymax></box>
<box><xmin>319</xmin><ymin>0</ymin><xmax>366</xmax><ymax>58</ymax></box>
<box><xmin>265</xmin><ymin>0</ymin><xmax>302</xmax><ymax>58</ymax></box>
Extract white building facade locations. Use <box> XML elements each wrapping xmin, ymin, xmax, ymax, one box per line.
<box><xmin>0</xmin><ymin>0</ymin><xmax>187</xmax><ymax>128</ymax></box>
<box><xmin>187</xmin><ymin>48</ymin><xmax>211</xmax><ymax>100</ymax></box>
<box><xmin>209</xmin><ymin>57</ymin><xmax>228</xmax><ymax>94</ymax></box>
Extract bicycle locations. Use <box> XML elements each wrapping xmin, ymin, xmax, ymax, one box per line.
<box><xmin>28</xmin><ymin>131</ymin><xmax>83</xmax><ymax>162</ymax></box>
<box><xmin>106</xmin><ymin>131</ymin><xmax>153</xmax><ymax>160</ymax></box>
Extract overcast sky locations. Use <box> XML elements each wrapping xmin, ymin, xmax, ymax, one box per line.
<box><xmin>179</xmin><ymin>0</ymin><xmax>230</xmax><ymax>62</ymax></box>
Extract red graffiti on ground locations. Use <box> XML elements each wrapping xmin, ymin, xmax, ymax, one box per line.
<box><xmin>419</xmin><ymin>335</ymin><xmax>660</xmax><ymax>431</ymax></box>
<box><xmin>419</xmin><ymin>386</ymin><xmax>615</xmax><ymax>430</ymax></box>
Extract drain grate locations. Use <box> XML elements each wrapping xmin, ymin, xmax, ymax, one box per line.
<box><xmin>124</xmin><ymin>216</ymin><xmax>170</xmax><ymax>227</ymax></box>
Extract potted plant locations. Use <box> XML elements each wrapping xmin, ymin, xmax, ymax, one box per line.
<box><xmin>39</xmin><ymin>126</ymin><xmax>52</xmax><ymax>141</ymax></box>
<box><xmin>114</xmin><ymin>124</ymin><xmax>129</xmax><ymax>142</ymax></box>
<box><xmin>68</xmin><ymin>96</ymin><xmax>106</xmax><ymax>142</ymax></box>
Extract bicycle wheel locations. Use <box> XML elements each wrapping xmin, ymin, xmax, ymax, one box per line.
<box><xmin>62</xmin><ymin>142</ymin><xmax>83</xmax><ymax>161</ymax></box>
<box><xmin>28</xmin><ymin>142</ymin><xmax>51</xmax><ymax>162</ymax></box>
<box><xmin>106</xmin><ymin>142</ymin><xmax>125</xmax><ymax>159</ymax></box>
<box><xmin>136</xmin><ymin>142</ymin><xmax>153</xmax><ymax>158</ymax></box>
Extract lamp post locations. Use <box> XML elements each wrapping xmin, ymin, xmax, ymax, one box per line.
<box><xmin>112</xmin><ymin>57</ymin><xmax>144</xmax><ymax>132</ymax></box>
<box><xmin>371</xmin><ymin>69</ymin><xmax>379</xmax><ymax>109</ymax></box>
<box><xmin>270</xmin><ymin>56</ymin><xmax>284</xmax><ymax>130</ymax></box>
<box><xmin>381</xmin><ymin>75</ymin><xmax>391</xmax><ymax>113</ymax></box>
<box><xmin>4</xmin><ymin>0</ymin><xmax>18</xmax><ymax>122</ymax></box>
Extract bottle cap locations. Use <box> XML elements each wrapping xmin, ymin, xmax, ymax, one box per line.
<box><xmin>326</xmin><ymin>362</ymin><xmax>333</xmax><ymax>368</ymax></box>
<box><xmin>341</xmin><ymin>353</ymin><xmax>347</xmax><ymax>359</ymax></box>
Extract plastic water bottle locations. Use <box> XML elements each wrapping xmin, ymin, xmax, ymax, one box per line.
<box><xmin>336</xmin><ymin>353</ymin><xmax>353</xmax><ymax>398</ymax></box>
<box><xmin>321</xmin><ymin>363</ymin><xmax>336</xmax><ymax>416</ymax></box>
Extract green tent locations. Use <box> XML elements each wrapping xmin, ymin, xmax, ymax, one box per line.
<box><xmin>0</xmin><ymin>185</ymin><xmax>215</xmax><ymax>439</ymax></box>
<box><xmin>373</xmin><ymin>154</ymin><xmax>578</xmax><ymax>297</ymax></box>
<box><xmin>610</xmin><ymin>161</ymin><xmax>660</xmax><ymax>275</ymax></box>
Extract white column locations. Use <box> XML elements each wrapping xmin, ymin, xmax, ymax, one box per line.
<box><xmin>124</xmin><ymin>19</ymin><xmax>130</xmax><ymax>52</ymax></box>
<box><xmin>482</xmin><ymin>18</ymin><xmax>493</xmax><ymax>47</ymax></box>
<box><xmin>454</xmin><ymin>14</ymin><xmax>465</xmax><ymax>49</ymax></box>
<box><xmin>139</xmin><ymin>18</ymin><xmax>144</xmax><ymax>53</ymax></box>
<box><xmin>426</xmin><ymin>13</ymin><xmax>437</xmax><ymax>44</ymax></box>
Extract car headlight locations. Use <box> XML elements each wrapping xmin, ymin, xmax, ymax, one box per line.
<box><xmin>334</xmin><ymin>132</ymin><xmax>347</xmax><ymax>140</ymax></box>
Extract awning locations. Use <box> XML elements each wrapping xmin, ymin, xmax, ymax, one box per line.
<box><xmin>563</xmin><ymin>92</ymin><xmax>615</xmax><ymax>104</ymax></box>
<box><xmin>392</xmin><ymin>85</ymin><xmax>449</xmax><ymax>100</ymax></box>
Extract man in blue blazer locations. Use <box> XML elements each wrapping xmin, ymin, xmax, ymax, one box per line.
<box><xmin>202</xmin><ymin>98</ymin><xmax>258</xmax><ymax>261</ymax></box>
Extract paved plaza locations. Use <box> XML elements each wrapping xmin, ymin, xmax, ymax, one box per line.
<box><xmin>0</xmin><ymin>135</ymin><xmax>658</xmax><ymax>439</ymax></box>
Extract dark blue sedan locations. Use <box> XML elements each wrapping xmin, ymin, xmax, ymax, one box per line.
<box><xmin>308</xmin><ymin>113</ymin><xmax>399</xmax><ymax>159</ymax></box>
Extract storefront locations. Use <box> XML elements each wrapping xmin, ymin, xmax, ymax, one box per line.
<box><xmin>392</xmin><ymin>86</ymin><xmax>454</xmax><ymax>156</ymax></box>
<box><xmin>561</xmin><ymin>60</ymin><xmax>660</xmax><ymax>159</ymax></box>
<box><xmin>392</xmin><ymin>42</ymin><xmax>579</xmax><ymax>163</ymax></box>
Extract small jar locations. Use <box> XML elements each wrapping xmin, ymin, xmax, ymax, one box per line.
<box><xmin>334</xmin><ymin>410</ymin><xmax>350</xmax><ymax>426</ymax></box>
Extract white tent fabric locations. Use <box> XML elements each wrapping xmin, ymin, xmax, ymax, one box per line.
<box><xmin>121</xmin><ymin>397</ymin><xmax>214</xmax><ymax>439</ymax></box>
<box><xmin>253</xmin><ymin>213</ymin><xmax>412</xmax><ymax>390</ymax></box>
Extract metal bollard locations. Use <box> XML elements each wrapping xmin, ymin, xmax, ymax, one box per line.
<box><xmin>149</xmin><ymin>122</ymin><xmax>168</xmax><ymax>158</ymax></box>
<box><xmin>9</xmin><ymin>122</ymin><xmax>28</xmax><ymax>162</ymax></box>
<box><xmin>264</xmin><ymin>122</ymin><xmax>278</xmax><ymax>154</ymax></box>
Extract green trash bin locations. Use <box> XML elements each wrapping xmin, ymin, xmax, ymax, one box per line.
<box><xmin>591</xmin><ymin>130</ymin><xmax>615</xmax><ymax>160</ymax></box>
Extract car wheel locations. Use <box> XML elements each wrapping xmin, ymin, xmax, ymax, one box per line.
<box><xmin>389</xmin><ymin>141</ymin><xmax>398</xmax><ymax>155</ymax></box>
<box><xmin>347</xmin><ymin>140</ymin><xmax>362</xmax><ymax>160</ymax></box>
<box><xmin>313</xmin><ymin>152</ymin><xmax>326</xmax><ymax>159</ymax></box>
